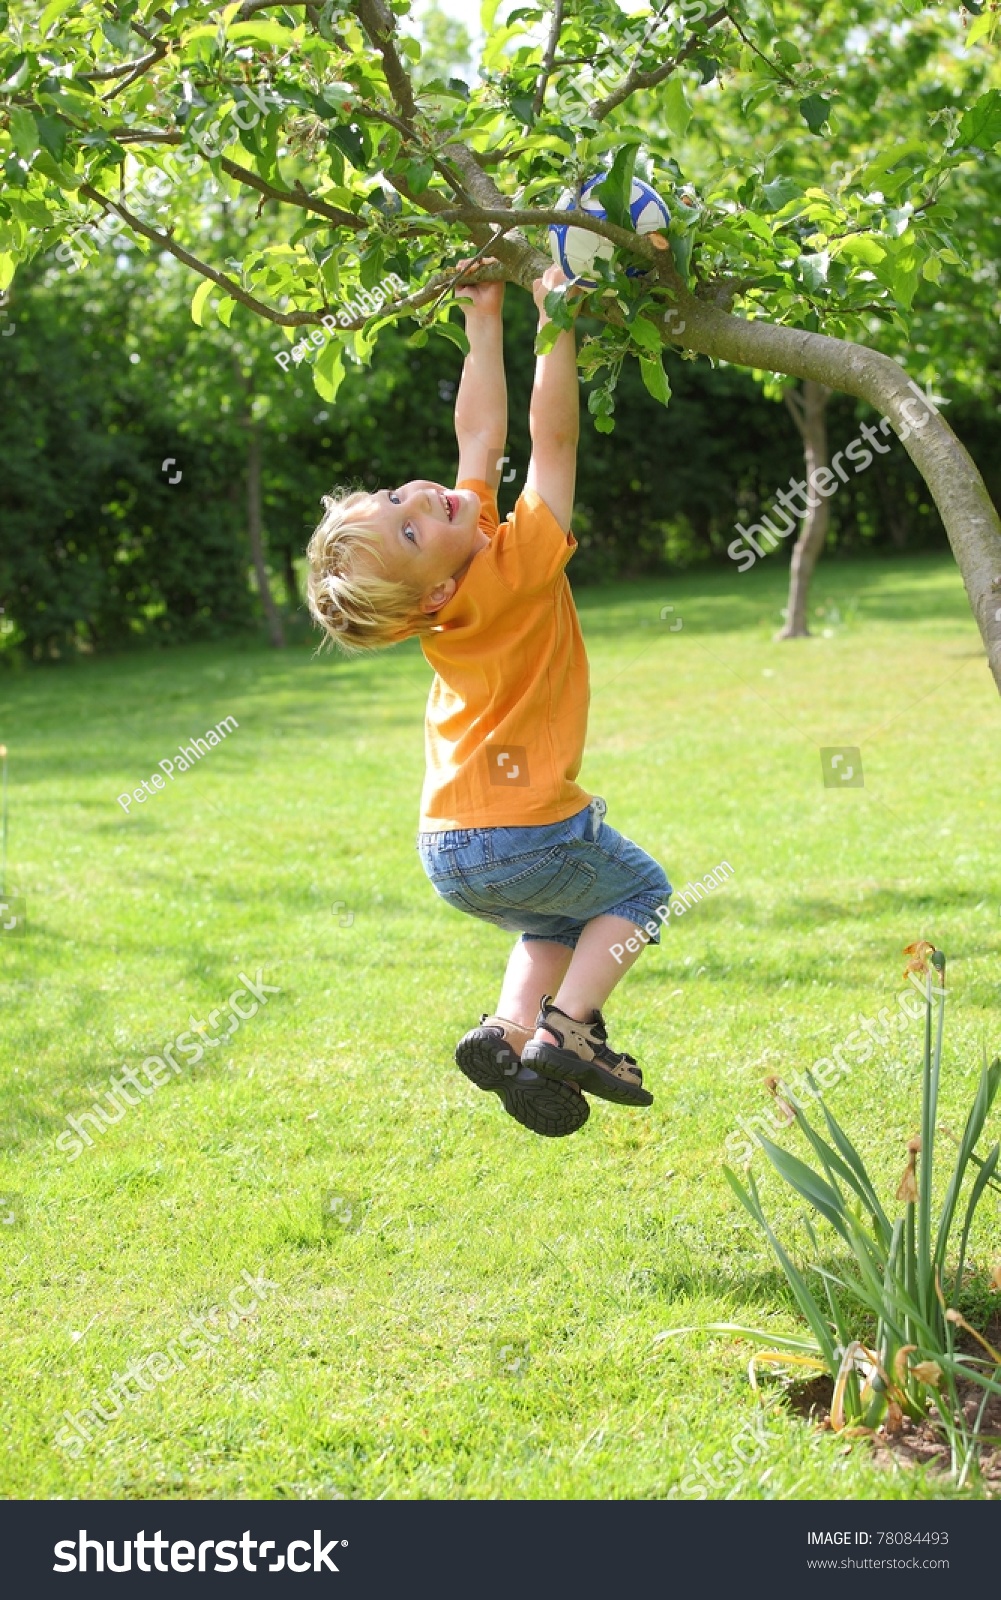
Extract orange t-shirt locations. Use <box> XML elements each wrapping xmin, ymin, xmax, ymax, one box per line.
<box><xmin>418</xmin><ymin>478</ymin><xmax>592</xmax><ymax>829</ymax></box>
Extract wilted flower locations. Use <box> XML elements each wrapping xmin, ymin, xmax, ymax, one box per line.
<box><xmin>903</xmin><ymin>940</ymin><xmax>945</xmax><ymax>987</ymax></box>
<box><xmin>764</xmin><ymin>1075</ymin><xmax>795</xmax><ymax>1125</ymax></box>
<box><xmin>896</xmin><ymin>1137</ymin><xmax>920</xmax><ymax>1204</ymax></box>
<box><xmin>911</xmin><ymin>1361</ymin><xmax>943</xmax><ymax>1387</ymax></box>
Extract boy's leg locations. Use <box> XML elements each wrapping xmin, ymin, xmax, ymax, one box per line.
<box><xmin>496</xmin><ymin>936</ymin><xmax>573</xmax><ymax>1032</ymax></box>
<box><xmin>546</xmin><ymin>914</ymin><xmax>645</xmax><ymax>1031</ymax></box>
<box><xmin>523</xmin><ymin>913</ymin><xmax>654</xmax><ymax>1106</ymax></box>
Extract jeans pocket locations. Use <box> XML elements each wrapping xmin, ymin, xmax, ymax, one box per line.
<box><xmin>478</xmin><ymin>847</ymin><xmax>597</xmax><ymax>910</ymax></box>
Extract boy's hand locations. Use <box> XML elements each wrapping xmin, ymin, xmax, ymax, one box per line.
<box><xmin>532</xmin><ymin>264</ymin><xmax>580</xmax><ymax>317</ymax></box>
<box><xmin>452</xmin><ymin>257</ymin><xmax>505</xmax><ymax>318</ymax></box>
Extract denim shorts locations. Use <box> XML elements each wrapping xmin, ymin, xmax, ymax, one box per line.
<box><xmin>417</xmin><ymin>798</ymin><xmax>672</xmax><ymax>950</ymax></box>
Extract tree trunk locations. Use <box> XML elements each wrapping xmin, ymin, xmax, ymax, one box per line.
<box><xmin>281</xmin><ymin>543</ymin><xmax>300</xmax><ymax>612</ymax></box>
<box><xmin>661</xmin><ymin>295</ymin><xmax>1001</xmax><ymax>694</ymax></box>
<box><xmin>246</xmin><ymin>424</ymin><xmax>284</xmax><ymax>649</ymax></box>
<box><xmin>777</xmin><ymin>379</ymin><xmax>831</xmax><ymax>639</ymax></box>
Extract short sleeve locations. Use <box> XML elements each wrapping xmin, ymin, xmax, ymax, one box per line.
<box><xmin>456</xmin><ymin>478</ymin><xmax>500</xmax><ymax>542</ymax></box>
<box><xmin>492</xmin><ymin>487</ymin><xmax>577</xmax><ymax>594</ymax></box>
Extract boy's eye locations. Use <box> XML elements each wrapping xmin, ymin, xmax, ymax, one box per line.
<box><xmin>388</xmin><ymin>491</ymin><xmax>400</xmax><ymax>504</ymax></box>
<box><xmin>403</xmin><ymin>522</ymin><xmax>417</xmax><ymax>544</ymax></box>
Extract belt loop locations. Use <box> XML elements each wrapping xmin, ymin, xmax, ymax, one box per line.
<box><xmin>588</xmin><ymin>796</ymin><xmax>607</xmax><ymax>840</ymax></box>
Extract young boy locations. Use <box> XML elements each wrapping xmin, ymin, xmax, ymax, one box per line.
<box><xmin>306</xmin><ymin>261</ymin><xmax>672</xmax><ymax>1138</ymax></box>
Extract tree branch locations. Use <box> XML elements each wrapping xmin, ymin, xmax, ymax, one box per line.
<box><xmin>724</xmin><ymin>6</ymin><xmax>797</xmax><ymax>87</ymax></box>
<box><xmin>531</xmin><ymin>0</ymin><xmax>565</xmax><ymax>118</ymax></box>
<box><xmin>436</xmin><ymin>204</ymin><xmax>660</xmax><ymax>264</ymax></box>
<box><xmin>78</xmin><ymin>49</ymin><xmax>161</xmax><ymax>83</ymax></box>
<box><xmin>353</xmin><ymin>0</ymin><xmax>419</xmax><ymax>125</ymax></box>
<box><xmin>590</xmin><ymin>5</ymin><xmax>730</xmax><ymax>121</ymax></box>
<box><xmin>109</xmin><ymin>131</ymin><xmax>364</xmax><ymax>229</ymax></box>
<box><xmin>77</xmin><ymin>182</ymin><xmax>329</xmax><ymax>326</ymax></box>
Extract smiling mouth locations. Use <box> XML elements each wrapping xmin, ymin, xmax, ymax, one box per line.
<box><xmin>439</xmin><ymin>488</ymin><xmax>455</xmax><ymax>522</ymax></box>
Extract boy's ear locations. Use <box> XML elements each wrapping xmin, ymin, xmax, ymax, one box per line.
<box><xmin>420</xmin><ymin>578</ymin><xmax>457</xmax><ymax>615</ymax></box>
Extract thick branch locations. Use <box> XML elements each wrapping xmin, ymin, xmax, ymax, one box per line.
<box><xmin>436</xmin><ymin>204</ymin><xmax>660</xmax><ymax>264</ymax></box>
<box><xmin>353</xmin><ymin>0</ymin><xmax>419</xmax><ymax>124</ymax></box>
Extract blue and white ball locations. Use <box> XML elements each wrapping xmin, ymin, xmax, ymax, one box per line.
<box><xmin>548</xmin><ymin>173</ymin><xmax>670</xmax><ymax>286</ymax></box>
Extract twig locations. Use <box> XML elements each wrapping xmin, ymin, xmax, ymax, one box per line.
<box><xmin>724</xmin><ymin>6</ymin><xmax>798</xmax><ymax>87</ymax></box>
<box><xmin>591</xmin><ymin>5</ymin><xmax>730</xmax><ymax>121</ymax></box>
<box><xmin>531</xmin><ymin>0</ymin><xmax>565</xmax><ymax>117</ymax></box>
<box><xmin>108</xmin><ymin>131</ymin><xmax>363</xmax><ymax>229</ymax></box>
<box><xmin>77</xmin><ymin>182</ymin><xmax>329</xmax><ymax>326</ymax></box>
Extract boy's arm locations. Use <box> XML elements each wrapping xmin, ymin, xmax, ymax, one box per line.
<box><xmin>452</xmin><ymin>261</ymin><xmax>507</xmax><ymax>494</ymax></box>
<box><xmin>524</xmin><ymin>265</ymin><xmax>579</xmax><ymax>534</ymax></box>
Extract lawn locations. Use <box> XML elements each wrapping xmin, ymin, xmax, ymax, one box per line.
<box><xmin>1</xmin><ymin>552</ymin><xmax>998</xmax><ymax>1501</ymax></box>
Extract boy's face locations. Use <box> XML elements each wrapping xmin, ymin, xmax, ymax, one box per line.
<box><xmin>354</xmin><ymin>479</ymin><xmax>486</xmax><ymax>613</ymax></box>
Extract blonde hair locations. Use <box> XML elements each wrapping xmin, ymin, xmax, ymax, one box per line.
<box><xmin>306</xmin><ymin>487</ymin><xmax>434</xmax><ymax>653</ymax></box>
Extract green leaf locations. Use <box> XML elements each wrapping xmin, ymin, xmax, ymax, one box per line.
<box><xmin>593</xmin><ymin>413</ymin><xmax>615</xmax><ymax>433</ymax></box>
<box><xmin>639</xmin><ymin>354</ymin><xmax>671</xmax><ymax>406</ymax></box>
<box><xmin>834</xmin><ymin>235</ymin><xmax>886</xmax><ymax>265</ymax></box>
<box><xmin>798</xmin><ymin>252</ymin><xmax>828</xmax><ymax>293</ymax></box>
<box><xmin>402</xmin><ymin>157</ymin><xmax>434</xmax><ymax>193</ymax></box>
<box><xmin>775</xmin><ymin>40</ymin><xmax>801</xmax><ymax>66</ymax></box>
<box><xmin>0</xmin><ymin>54</ymin><xmax>30</xmax><ymax>94</ymax></box>
<box><xmin>313</xmin><ymin>338</ymin><xmax>345</xmax><ymax>404</ymax></box>
<box><xmin>757</xmin><ymin>1138</ymin><xmax>846</xmax><ymax>1231</ymax></box>
<box><xmin>799</xmin><ymin>95</ymin><xmax>832</xmax><ymax>135</ymax></box>
<box><xmin>534</xmin><ymin>320</ymin><xmax>563</xmax><ymax>355</ymax></box>
<box><xmin>761</xmin><ymin>177</ymin><xmax>802</xmax><ymax>212</ymax></box>
<box><xmin>723</xmin><ymin>1168</ymin><xmax>838</xmax><ymax>1368</ymax></box>
<box><xmin>217</xmin><ymin>295</ymin><xmax>236</xmax><ymax>328</ymax></box>
<box><xmin>594</xmin><ymin>143</ymin><xmax>639</xmax><ymax>232</ymax></box>
<box><xmin>8</xmin><ymin>108</ymin><xmax>37</xmax><ymax>161</ymax></box>
<box><xmin>190</xmin><ymin>279</ymin><xmax>214</xmax><ymax>327</ymax></box>
<box><xmin>663</xmin><ymin>75</ymin><xmax>692</xmax><ymax>139</ymax></box>
<box><xmin>227</xmin><ymin>19</ymin><xmax>299</xmax><ymax>46</ymax></box>
<box><xmin>953</xmin><ymin>1142</ymin><xmax>999</xmax><ymax>1304</ymax></box>
<box><xmin>36</xmin><ymin>116</ymin><xmax>68</xmax><ymax>163</ymax></box>
<box><xmin>956</xmin><ymin>90</ymin><xmax>1001</xmax><ymax>151</ymax></box>
<box><xmin>39</xmin><ymin>0</ymin><xmax>78</xmax><ymax>37</ymax></box>
<box><xmin>327</xmin><ymin>124</ymin><xmax>366</xmax><ymax>171</ymax></box>
<box><xmin>965</xmin><ymin>9</ymin><xmax>996</xmax><ymax>46</ymax></box>
<box><xmin>432</xmin><ymin>318</ymin><xmax>470</xmax><ymax>356</ymax></box>
<box><xmin>630</xmin><ymin>315</ymin><xmax>663</xmax><ymax>354</ymax></box>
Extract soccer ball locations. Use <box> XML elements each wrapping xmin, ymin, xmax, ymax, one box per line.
<box><xmin>548</xmin><ymin>173</ymin><xmax>670</xmax><ymax>287</ymax></box>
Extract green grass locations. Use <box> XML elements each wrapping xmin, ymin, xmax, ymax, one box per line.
<box><xmin>1</xmin><ymin>553</ymin><xmax>999</xmax><ymax>1501</ymax></box>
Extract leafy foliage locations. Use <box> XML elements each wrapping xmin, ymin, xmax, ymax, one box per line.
<box><xmin>715</xmin><ymin>949</ymin><xmax>1001</xmax><ymax>1483</ymax></box>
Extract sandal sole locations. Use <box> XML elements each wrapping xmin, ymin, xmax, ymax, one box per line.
<box><xmin>455</xmin><ymin>1032</ymin><xmax>590</xmax><ymax>1138</ymax></box>
<box><xmin>521</xmin><ymin>1041</ymin><xmax>654</xmax><ymax>1107</ymax></box>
